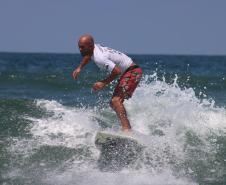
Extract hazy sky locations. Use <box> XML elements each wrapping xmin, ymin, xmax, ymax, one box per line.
<box><xmin>0</xmin><ymin>0</ymin><xmax>226</xmax><ymax>55</ymax></box>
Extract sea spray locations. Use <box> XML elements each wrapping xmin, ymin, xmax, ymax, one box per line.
<box><xmin>3</xmin><ymin>74</ymin><xmax>226</xmax><ymax>184</ymax></box>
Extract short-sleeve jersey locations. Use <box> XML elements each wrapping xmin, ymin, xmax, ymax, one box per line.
<box><xmin>91</xmin><ymin>44</ymin><xmax>133</xmax><ymax>73</ymax></box>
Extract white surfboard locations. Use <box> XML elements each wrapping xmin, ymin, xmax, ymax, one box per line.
<box><xmin>95</xmin><ymin>131</ymin><xmax>145</xmax><ymax>171</ymax></box>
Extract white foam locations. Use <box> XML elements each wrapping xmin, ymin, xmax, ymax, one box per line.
<box><xmin>126</xmin><ymin>74</ymin><xmax>226</xmax><ymax>150</ymax></box>
<box><xmin>8</xmin><ymin>99</ymin><xmax>101</xmax><ymax>159</ymax></box>
<box><xmin>45</xmin><ymin>169</ymin><xmax>197</xmax><ymax>185</ymax></box>
<box><xmin>122</xmin><ymin>73</ymin><xmax>226</xmax><ymax>180</ymax></box>
<box><xmin>6</xmin><ymin>73</ymin><xmax>226</xmax><ymax>184</ymax></box>
<box><xmin>28</xmin><ymin>100</ymin><xmax>100</xmax><ymax>148</ymax></box>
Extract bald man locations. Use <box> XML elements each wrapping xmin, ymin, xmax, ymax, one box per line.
<box><xmin>72</xmin><ymin>35</ymin><xmax>142</xmax><ymax>132</ymax></box>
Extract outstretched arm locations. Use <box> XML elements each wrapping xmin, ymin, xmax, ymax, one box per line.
<box><xmin>72</xmin><ymin>55</ymin><xmax>91</xmax><ymax>79</ymax></box>
<box><xmin>93</xmin><ymin>66</ymin><xmax>121</xmax><ymax>91</ymax></box>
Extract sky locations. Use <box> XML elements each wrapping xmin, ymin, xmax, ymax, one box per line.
<box><xmin>0</xmin><ymin>0</ymin><xmax>226</xmax><ymax>55</ymax></box>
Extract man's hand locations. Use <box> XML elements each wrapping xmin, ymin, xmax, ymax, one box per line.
<box><xmin>72</xmin><ymin>68</ymin><xmax>81</xmax><ymax>79</ymax></box>
<box><xmin>72</xmin><ymin>55</ymin><xmax>91</xmax><ymax>80</ymax></box>
<box><xmin>92</xmin><ymin>81</ymin><xmax>106</xmax><ymax>91</ymax></box>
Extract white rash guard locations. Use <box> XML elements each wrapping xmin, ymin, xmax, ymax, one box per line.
<box><xmin>91</xmin><ymin>44</ymin><xmax>133</xmax><ymax>73</ymax></box>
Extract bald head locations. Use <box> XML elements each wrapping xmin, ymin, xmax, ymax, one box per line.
<box><xmin>78</xmin><ymin>34</ymin><xmax>94</xmax><ymax>46</ymax></box>
<box><xmin>78</xmin><ymin>34</ymin><xmax>95</xmax><ymax>56</ymax></box>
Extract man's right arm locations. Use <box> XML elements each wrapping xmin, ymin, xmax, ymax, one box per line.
<box><xmin>72</xmin><ymin>55</ymin><xmax>91</xmax><ymax>79</ymax></box>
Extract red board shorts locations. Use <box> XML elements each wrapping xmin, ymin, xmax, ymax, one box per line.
<box><xmin>113</xmin><ymin>65</ymin><xmax>142</xmax><ymax>99</ymax></box>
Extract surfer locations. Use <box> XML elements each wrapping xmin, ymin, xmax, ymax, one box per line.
<box><xmin>72</xmin><ymin>34</ymin><xmax>142</xmax><ymax>132</ymax></box>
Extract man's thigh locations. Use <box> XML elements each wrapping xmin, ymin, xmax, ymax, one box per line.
<box><xmin>113</xmin><ymin>68</ymin><xmax>142</xmax><ymax>99</ymax></box>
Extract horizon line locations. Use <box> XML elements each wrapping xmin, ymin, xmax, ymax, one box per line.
<box><xmin>0</xmin><ymin>51</ymin><xmax>226</xmax><ymax>57</ymax></box>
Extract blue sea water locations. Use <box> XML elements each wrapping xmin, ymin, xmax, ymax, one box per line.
<box><xmin>0</xmin><ymin>52</ymin><xmax>226</xmax><ymax>185</ymax></box>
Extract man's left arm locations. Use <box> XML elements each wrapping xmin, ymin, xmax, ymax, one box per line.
<box><xmin>92</xmin><ymin>66</ymin><xmax>121</xmax><ymax>91</ymax></box>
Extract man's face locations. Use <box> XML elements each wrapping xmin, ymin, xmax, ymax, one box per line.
<box><xmin>78</xmin><ymin>41</ymin><xmax>93</xmax><ymax>56</ymax></box>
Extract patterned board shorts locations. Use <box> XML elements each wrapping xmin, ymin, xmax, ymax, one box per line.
<box><xmin>113</xmin><ymin>65</ymin><xmax>142</xmax><ymax>99</ymax></box>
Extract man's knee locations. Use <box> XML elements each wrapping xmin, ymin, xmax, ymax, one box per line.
<box><xmin>110</xmin><ymin>97</ymin><xmax>123</xmax><ymax>108</ymax></box>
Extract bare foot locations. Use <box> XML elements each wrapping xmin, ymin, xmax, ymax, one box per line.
<box><xmin>122</xmin><ymin>128</ymin><xmax>132</xmax><ymax>135</ymax></box>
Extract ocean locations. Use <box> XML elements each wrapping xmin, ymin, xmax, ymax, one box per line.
<box><xmin>0</xmin><ymin>52</ymin><xmax>226</xmax><ymax>185</ymax></box>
